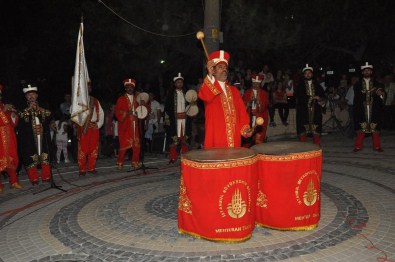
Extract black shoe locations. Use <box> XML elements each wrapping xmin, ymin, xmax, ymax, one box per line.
<box><xmin>42</xmin><ymin>179</ymin><xmax>52</xmax><ymax>183</ymax></box>
<box><xmin>168</xmin><ymin>159</ymin><xmax>176</xmax><ymax>165</ymax></box>
<box><xmin>31</xmin><ymin>180</ymin><xmax>39</xmax><ymax>186</ymax></box>
<box><xmin>79</xmin><ymin>172</ymin><xmax>87</xmax><ymax>176</ymax></box>
<box><xmin>88</xmin><ymin>170</ymin><xmax>98</xmax><ymax>175</ymax></box>
<box><xmin>374</xmin><ymin>148</ymin><xmax>384</xmax><ymax>152</ymax></box>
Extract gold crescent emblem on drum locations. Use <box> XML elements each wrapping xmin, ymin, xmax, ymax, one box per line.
<box><xmin>227</xmin><ymin>188</ymin><xmax>247</xmax><ymax>219</ymax></box>
<box><xmin>303</xmin><ymin>178</ymin><xmax>318</xmax><ymax>206</ymax></box>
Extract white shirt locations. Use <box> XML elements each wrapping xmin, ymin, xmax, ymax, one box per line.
<box><xmin>90</xmin><ymin>99</ymin><xmax>104</xmax><ymax>129</ymax></box>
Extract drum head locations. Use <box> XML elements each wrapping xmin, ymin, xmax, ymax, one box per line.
<box><xmin>136</xmin><ymin>105</ymin><xmax>148</xmax><ymax>119</ymax></box>
<box><xmin>251</xmin><ymin>141</ymin><xmax>320</xmax><ymax>155</ymax></box>
<box><xmin>137</xmin><ymin>92</ymin><xmax>149</xmax><ymax>104</ymax></box>
<box><xmin>186</xmin><ymin>104</ymin><xmax>199</xmax><ymax>117</ymax></box>
<box><xmin>183</xmin><ymin>148</ymin><xmax>255</xmax><ymax>162</ymax></box>
<box><xmin>185</xmin><ymin>89</ymin><xmax>198</xmax><ymax>103</ymax></box>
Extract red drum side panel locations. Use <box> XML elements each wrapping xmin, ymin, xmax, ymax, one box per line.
<box><xmin>178</xmin><ymin>156</ymin><xmax>258</xmax><ymax>242</ymax></box>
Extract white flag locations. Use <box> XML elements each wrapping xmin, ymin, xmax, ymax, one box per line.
<box><xmin>70</xmin><ymin>22</ymin><xmax>90</xmax><ymax>127</ymax></box>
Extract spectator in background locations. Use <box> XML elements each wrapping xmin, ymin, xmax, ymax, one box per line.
<box><xmin>54</xmin><ymin>117</ymin><xmax>70</xmax><ymax>164</ymax></box>
<box><xmin>345</xmin><ymin>76</ymin><xmax>359</xmax><ymax>138</ymax></box>
<box><xmin>60</xmin><ymin>93</ymin><xmax>71</xmax><ymax>117</ymax></box>
<box><xmin>145</xmin><ymin>92</ymin><xmax>161</xmax><ymax>152</ymax></box>
<box><xmin>382</xmin><ymin>73</ymin><xmax>395</xmax><ymax>130</ymax></box>
<box><xmin>272</xmin><ymin>81</ymin><xmax>289</xmax><ymax>126</ymax></box>
<box><xmin>103</xmin><ymin>104</ymin><xmax>115</xmax><ymax>157</ymax></box>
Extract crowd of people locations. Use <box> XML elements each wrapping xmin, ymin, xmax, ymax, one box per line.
<box><xmin>1</xmin><ymin>50</ymin><xmax>395</xmax><ymax>192</ymax></box>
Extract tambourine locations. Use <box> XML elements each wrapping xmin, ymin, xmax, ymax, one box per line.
<box><xmin>185</xmin><ymin>89</ymin><xmax>198</xmax><ymax>103</ymax></box>
<box><xmin>136</xmin><ymin>105</ymin><xmax>148</xmax><ymax>119</ymax></box>
<box><xmin>136</xmin><ymin>92</ymin><xmax>149</xmax><ymax>105</ymax></box>
<box><xmin>185</xmin><ymin>104</ymin><xmax>199</xmax><ymax>117</ymax></box>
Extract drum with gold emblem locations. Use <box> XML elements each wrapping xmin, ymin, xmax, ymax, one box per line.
<box><xmin>178</xmin><ymin>148</ymin><xmax>258</xmax><ymax>242</ymax></box>
<box><xmin>251</xmin><ymin>141</ymin><xmax>322</xmax><ymax>230</ymax></box>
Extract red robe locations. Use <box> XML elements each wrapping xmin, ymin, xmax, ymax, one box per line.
<box><xmin>243</xmin><ymin>88</ymin><xmax>269</xmax><ymax>144</ymax></box>
<box><xmin>115</xmin><ymin>93</ymin><xmax>140</xmax><ymax>166</ymax></box>
<box><xmin>198</xmin><ymin>76</ymin><xmax>250</xmax><ymax>148</ymax></box>
<box><xmin>77</xmin><ymin>97</ymin><xmax>103</xmax><ymax>172</ymax></box>
<box><xmin>0</xmin><ymin>104</ymin><xmax>19</xmax><ymax>185</ymax></box>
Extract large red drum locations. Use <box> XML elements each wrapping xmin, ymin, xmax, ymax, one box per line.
<box><xmin>251</xmin><ymin>141</ymin><xmax>322</xmax><ymax>230</ymax></box>
<box><xmin>178</xmin><ymin>148</ymin><xmax>258</xmax><ymax>242</ymax></box>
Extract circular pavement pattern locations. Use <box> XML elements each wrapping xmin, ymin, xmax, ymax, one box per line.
<box><xmin>46</xmin><ymin>172</ymin><xmax>369</xmax><ymax>262</ymax></box>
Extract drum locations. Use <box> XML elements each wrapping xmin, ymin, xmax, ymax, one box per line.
<box><xmin>136</xmin><ymin>92</ymin><xmax>149</xmax><ymax>105</ymax></box>
<box><xmin>185</xmin><ymin>104</ymin><xmax>199</xmax><ymax>117</ymax></box>
<box><xmin>185</xmin><ymin>89</ymin><xmax>198</xmax><ymax>103</ymax></box>
<box><xmin>136</xmin><ymin>105</ymin><xmax>148</xmax><ymax>119</ymax></box>
<box><xmin>178</xmin><ymin>148</ymin><xmax>258</xmax><ymax>242</ymax></box>
<box><xmin>251</xmin><ymin>141</ymin><xmax>322</xmax><ymax>230</ymax></box>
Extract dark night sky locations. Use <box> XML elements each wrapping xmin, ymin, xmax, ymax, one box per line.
<box><xmin>2</xmin><ymin>0</ymin><xmax>395</xmax><ymax>111</ymax></box>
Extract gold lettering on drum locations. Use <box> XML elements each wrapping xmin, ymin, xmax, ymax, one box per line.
<box><xmin>227</xmin><ymin>188</ymin><xmax>247</xmax><ymax>218</ymax></box>
<box><xmin>295</xmin><ymin>213</ymin><xmax>319</xmax><ymax>221</ymax></box>
<box><xmin>219</xmin><ymin>180</ymin><xmax>251</xmax><ymax>219</ymax></box>
<box><xmin>295</xmin><ymin>170</ymin><xmax>320</xmax><ymax>206</ymax></box>
<box><xmin>215</xmin><ymin>224</ymin><xmax>251</xmax><ymax>233</ymax></box>
<box><xmin>178</xmin><ymin>177</ymin><xmax>192</xmax><ymax>214</ymax></box>
<box><xmin>303</xmin><ymin>178</ymin><xmax>318</xmax><ymax>206</ymax></box>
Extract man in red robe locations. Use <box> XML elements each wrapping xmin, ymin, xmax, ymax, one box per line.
<box><xmin>115</xmin><ymin>78</ymin><xmax>141</xmax><ymax>170</ymax></box>
<box><xmin>0</xmin><ymin>84</ymin><xmax>22</xmax><ymax>192</ymax></box>
<box><xmin>243</xmin><ymin>74</ymin><xmax>269</xmax><ymax>145</ymax></box>
<box><xmin>77</xmin><ymin>82</ymin><xmax>104</xmax><ymax>176</ymax></box>
<box><xmin>198</xmin><ymin>50</ymin><xmax>252</xmax><ymax>148</ymax></box>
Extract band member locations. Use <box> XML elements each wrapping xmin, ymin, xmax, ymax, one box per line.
<box><xmin>353</xmin><ymin>62</ymin><xmax>385</xmax><ymax>152</ymax></box>
<box><xmin>198</xmin><ymin>50</ymin><xmax>252</xmax><ymax>148</ymax></box>
<box><xmin>17</xmin><ymin>84</ymin><xmax>52</xmax><ymax>185</ymax></box>
<box><xmin>164</xmin><ymin>73</ymin><xmax>192</xmax><ymax>163</ymax></box>
<box><xmin>77</xmin><ymin>81</ymin><xmax>104</xmax><ymax>175</ymax></box>
<box><xmin>296</xmin><ymin>64</ymin><xmax>326</xmax><ymax>146</ymax></box>
<box><xmin>243</xmin><ymin>74</ymin><xmax>269</xmax><ymax>145</ymax></box>
<box><xmin>0</xmin><ymin>84</ymin><xmax>22</xmax><ymax>192</ymax></box>
<box><xmin>115</xmin><ymin>78</ymin><xmax>141</xmax><ymax>170</ymax></box>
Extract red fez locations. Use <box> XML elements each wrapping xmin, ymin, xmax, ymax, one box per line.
<box><xmin>123</xmin><ymin>79</ymin><xmax>136</xmax><ymax>87</ymax></box>
<box><xmin>208</xmin><ymin>50</ymin><xmax>230</xmax><ymax>65</ymax></box>
<box><xmin>251</xmin><ymin>74</ymin><xmax>264</xmax><ymax>83</ymax></box>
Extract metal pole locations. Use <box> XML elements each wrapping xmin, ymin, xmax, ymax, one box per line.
<box><xmin>204</xmin><ymin>0</ymin><xmax>220</xmax><ymax>54</ymax></box>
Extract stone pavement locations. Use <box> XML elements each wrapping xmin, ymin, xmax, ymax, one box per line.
<box><xmin>0</xmin><ymin>131</ymin><xmax>394</xmax><ymax>262</ymax></box>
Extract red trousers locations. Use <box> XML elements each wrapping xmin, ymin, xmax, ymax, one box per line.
<box><xmin>78</xmin><ymin>127</ymin><xmax>99</xmax><ymax>172</ymax></box>
<box><xmin>354</xmin><ymin>132</ymin><xmax>381</xmax><ymax>150</ymax></box>
<box><xmin>27</xmin><ymin>164</ymin><xmax>51</xmax><ymax>182</ymax></box>
<box><xmin>169</xmin><ymin>137</ymin><xmax>188</xmax><ymax>161</ymax></box>
<box><xmin>298</xmin><ymin>134</ymin><xmax>321</xmax><ymax>146</ymax></box>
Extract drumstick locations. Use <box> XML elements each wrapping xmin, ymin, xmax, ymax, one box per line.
<box><xmin>196</xmin><ymin>31</ymin><xmax>209</xmax><ymax>61</ymax></box>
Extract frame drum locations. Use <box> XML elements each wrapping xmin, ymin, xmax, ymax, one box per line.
<box><xmin>178</xmin><ymin>148</ymin><xmax>258</xmax><ymax>242</ymax></box>
<box><xmin>251</xmin><ymin>141</ymin><xmax>322</xmax><ymax>230</ymax></box>
<box><xmin>136</xmin><ymin>92</ymin><xmax>149</xmax><ymax>105</ymax></box>
<box><xmin>185</xmin><ymin>104</ymin><xmax>199</xmax><ymax>117</ymax></box>
<box><xmin>185</xmin><ymin>89</ymin><xmax>198</xmax><ymax>103</ymax></box>
<box><xmin>136</xmin><ymin>105</ymin><xmax>148</xmax><ymax>119</ymax></box>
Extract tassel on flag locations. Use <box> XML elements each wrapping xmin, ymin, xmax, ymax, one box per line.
<box><xmin>70</xmin><ymin>22</ymin><xmax>90</xmax><ymax>127</ymax></box>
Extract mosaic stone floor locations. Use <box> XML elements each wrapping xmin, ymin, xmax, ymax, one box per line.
<box><xmin>0</xmin><ymin>131</ymin><xmax>394</xmax><ymax>262</ymax></box>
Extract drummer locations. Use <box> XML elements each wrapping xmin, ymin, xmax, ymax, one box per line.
<box><xmin>114</xmin><ymin>78</ymin><xmax>142</xmax><ymax>170</ymax></box>
<box><xmin>164</xmin><ymin>73</ymin><xmax>193</xmax><ymax>163</ymax></box>
<box><xmin>198</xmin><ymin>50</ymin><xmax>253</xmax><ymax>148</ymax></box>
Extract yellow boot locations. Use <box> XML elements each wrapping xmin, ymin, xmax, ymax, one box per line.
<box><xmin>10</xmin><ymin>182</ymin><xmax>23</xmax><ymax>189</ymax></box>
